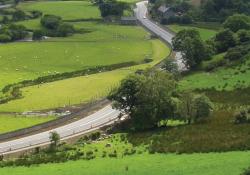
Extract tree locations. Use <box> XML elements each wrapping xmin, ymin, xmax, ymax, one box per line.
<box><xmin>12</xmin><ymin>10</ymin><xmax>26</xmax><ymax>21</ymax></box>
<box><xmin>109</xmin><ymin>70</ymin><xmax>177</xmax><ymax>130</ymax></box>
<box><xmin>223</xmin><ymin>14</ymin><xmax>250</xmax><ymax>32</ymax></box>
<box><xmin>8</xmin><ymin>24</ymin><xmax>28</xmax><ymax>40</ymax></box>
<box><xmin>163</xmin><ymin>58</ymin><xmax>179</xmax><ymax>76</ymax></box>
<box><xmin>99</xmin><ymin>0</ymin><xmax>128</xmax><ymax>17</ymax></box>
<box><xmin>41</xmin><ymin>15</ymin><xmax>62</xmax><ymax>30</ymax></box>
<box><xmin>214</xmin><ymin>29</ymin><xmax>236</xmax><ymax>53</ymax></box>
<box><xmin>237</xmin><ymin>29</ymin><xmax>250</xmax><ymax>43</ymax></box>
<box><xmin>57</xmin><ymin>23</ymin><xmax>75</xmax><ymax>37</ymax></box>
<box><xmin>49</xmin><ymin>131</ymin><xmax>60</xmax><ymax>150</ymax></box>
<box><xmin>177</xmin><ymin>92</ymin><xmax>213</xmax><ymax>124</ymax></box>
<box><xmin>172</xmin><ymin>29</ymin><xmax>211</xmax><ymax>69</ymax></box>
<box><xmin>32</xmin><ymin>30</ymin><xmax>44</xmax><ymax>40</ymax></box>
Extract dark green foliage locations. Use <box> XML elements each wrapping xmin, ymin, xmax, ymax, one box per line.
<box><xmin>12</xmin><ymin>10</ymin><xmax>26</xmax><ymax>21</ymax></box>
<box><xmin>223</xmin><ymin>14</ymin><xmax>250</xmax><ymax>32</ymax></box>
<box><xmin>237</xmin><ymin>29</ymin><xmax>250</xmax><ymax>43</ymax></box>
<box><xmin>214</xmin><ymin>29</ymin><xmax>236</xmax><ymax>53</ymax></box>
<box><xmin>172</xmin><ymin>29</ymin><xmax>212</xmax><ymax>69</ymax></box>
<box><xmin>0</xmin><ymin>33</ymin><xmax>11</xmax><ymax>42</ymax></box>
<box><xmin>201</xmin><ymin>0</ymin><xmax>250</xmax><ymax>22</ymax></box>
<box><xmin>109</xmin><ymin>70</ymin><xmax>177</xmax><ymax>130</ymax></box>
<box><xmin>243</xmin><ymin>167</ymin><xmax>250</xmax><ymax>175</ymax></box>
<box><xmin>98</xmin><ymin>0</ymin><xmax>129</xmax><ymax>17</ymax></box>
<box><xmin>41</xmin><ymin>15</ymin><xmax>62</xmax><ymax>30</ymax></box>
<box><xmin>224</xmin><ymin>44</ymin><xmax>250</xmax><ymax>61</ymax></box>
<box><xmin>234</xmin><ymin>108</ymin><xmax>250</xmax><ymax>124</ymax></box>
<box><xmin>32</xmin><ymin>30</ymin><xmax>44</xmax><ymax>40</ymax></box>
<box><xmin>0</xmin><ymin>24</ymin><xmax>28</xmax><ymax>42</ymax></box>
<box><xmin>56</xmin><ymin>23</ymin><xmax>75</xmax><ymax>37</ymax></box>
<box><xmin>163</xmin><ymin>58</ymin><xmax>179</xmax><ymax>76</ymax></box>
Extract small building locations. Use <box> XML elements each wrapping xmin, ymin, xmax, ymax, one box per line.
<box><xmin>120</xmin><ymin>16</ymin><xmax>137</xmax><ymax>25</ymax></box>
<box><xmin>157</xmin><ymin>5</ymin><xmax>175</xmax><ymax>18</ymax></box>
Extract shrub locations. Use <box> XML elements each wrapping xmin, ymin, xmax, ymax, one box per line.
<box><xmin>32</xmin><ymin>30</ymin><xmax>44</xmax><ymax>40</ymax></box>
<box><xmin>56</xmin><ymin>23</ymin><xmax>75</xmax><ymax>37</ymax></box>
<box><xmin>0</xmin><ymin>34</ymin><xmax>11</xmax><ymax>42</ymax></box>
<box><xmin>234</xmin><ymin>109</ymin><xmax>250</xmax><ymax>124</ymax></box>
<box><xmin>12</xmin><ymin>10</ymin><xmax>26</xmax><ymax>21</ymax></box>
<box><xmin>41</xmin><ymin>15</ymin><xmax>62</xmax><ymax>30</ymax></box>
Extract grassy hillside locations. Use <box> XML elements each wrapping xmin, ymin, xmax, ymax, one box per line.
<box><xmin>0</xmin><ymin>21</ymin><xmax>153</xmax><ymax>90</ymax></box>
<box><xmin>0</xmin><ymin>40</ymin><xmax>169</xmax><ymax>112</ymax></box>
<box><xmin>0</xmin><ymin>115</ymin><xmax>56</xmax><ymax>134</ymax></box>
<box><xmin>0</xmin><ymin>152</ymin><xmax>250</xmax><ymax>175</ymax></box>
<box><xmin>18</xmin><ymin>1</ymin><xmax>101</xmax><ymax>20</ymax></box>
<box><xmin>167</xmin><ymin>24</ymin><xmax>217</xmax><ymax>40</ymax></box>
<box><xmin>179</xmin><ymin>54</ymin><xmax>250</xmax><ymax>91</ymax></box>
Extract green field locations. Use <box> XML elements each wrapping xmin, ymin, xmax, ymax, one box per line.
<box><xmin>0</xmin><ymin>40</ymin><xmax>169</xmax><ymax>112</ymax></box>
<box><xmin>0</xmin><ymin>21</ymin><xmax>153</xmax><ymax>90</ymax></box>
<box><xmin>0</xmin><ymin>115</ymin><xmax>56</xmax><ymax>134</ymax></box>
<box><xmin>0</xmin><ymin>152</ymin><xmax>250</xmax><ymax>175</ymax></box>
<box><xmin>18</xmin><ymin>1</ymin><xmax>101</xmax><ymax>20</ymax></box>
<box><xmin>167</xmin><ymin>24</ymin><xmax>217</xmax><ymax>40</ymax></box>
<box><xmin>179</xmin><ymin>54</ymin><xmax>250</xmax><ymax>91</ymax></box>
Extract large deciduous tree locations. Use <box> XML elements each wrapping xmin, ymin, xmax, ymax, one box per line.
<box><xmin>223</xmin><ymin>14</ymin><xmax>250</xmax><ymax>32</ymax></box>
<box><xmin>172</xmin><ymin>29</ymin><xmax>211</xmax><ymax>69</ymax></box>
<box><xmin>109</xmin><ymin>70</ymin><xmax>177</xmax><ymax>130</ymax></box>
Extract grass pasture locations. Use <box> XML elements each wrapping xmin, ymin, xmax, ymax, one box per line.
<box><xmin>0</xmin><ymin>152</ymin><xmax>250</xmax><ymax>175</ymax></box>
<box><xmin>167</xmin><ymin>24</ymin><xmax>217</xmax><ymax>40</ymax></box>
<box><xmin>179</xmin><ymin>55</ymin><xmax>250</xmax><ymax>91</ymax></box>
<box><xmin>0</xmin><ymin>22</ymin><xmax>153</xmax><ymax>90</ymax></box>
<box><xmin>0</xmin><ymin>40</ymin><xmax>169</xmax><ymax>112</ymax></box>
<box><xmin>0</xmin><ymin>115</ymin><xmax>56</xmax><ymax>134</ymax></box>
<box><xmin>18</xmin><ymin>1</ymin><xmax>101</xmax><ymax>20</ymax></box>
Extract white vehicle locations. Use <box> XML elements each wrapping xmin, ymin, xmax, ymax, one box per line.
<box><xmin>143</xmin><ymin>16</ymin><xmax>146</xmax><ymax>19</ymax></box>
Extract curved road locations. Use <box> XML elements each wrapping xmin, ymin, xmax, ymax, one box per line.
<box><xmin>0</xmin><ymin>1</ymin><xmax>183</xmax><ymax>155</ymax></box>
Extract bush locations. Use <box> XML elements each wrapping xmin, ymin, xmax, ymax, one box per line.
<box><xmin>8</xmin><ymin>24</ymin><xmax>28</xmax><ymax>40</ymax></box>
<box><xmin>41</xmin><ymin>15</ymin><xmax>61</xmax><ymax>30</ymax></box>
<box><xmin>234</xmin><ymin>109</ymin><xmax>250</xmax><ymax>124</ymax></box>
<box><xmin>57</xmin><ymin>23</ymin><xmax>75</xmax><ymax>37</ymax></box>
<box><xmin>12</xmin><ymin>10</ymin><xmax>26</xmax><ymax>21</ymax></box>
<box><xmin>215</xmin><ymin>29</ymin><xmax>236</xmax><ymax>53</ymax></box>
<box><xmin>32</xmin><ymin>30</ymin><xmax>44</xmax><ymax>40</ymax></box>
<box><xmin>237</xmin><ymin>29</ymin><xmax>250</xmax><ymax>43</ymax></box>
<box><xmin>0</xmin><ymin>34</ymin><xmax>11</xmax><ymax>42</ymax></box>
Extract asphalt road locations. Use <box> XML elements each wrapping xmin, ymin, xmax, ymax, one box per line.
<box><xmin>135</xmin><ymin>1</ymin><xmax>185</xmax><ymax>70</ymax></box>
<box><xmin>0</xmin><ymin>1</ymin><xmax>184</xmax><ymax>155</ymax></box>
<box><xmin>0</xmin><ymin>105</ymin><xmax>120</xmax><ymax>154</ymax></box>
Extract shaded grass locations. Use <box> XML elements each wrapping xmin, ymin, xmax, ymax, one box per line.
<box><xmin>167</xmin><ymin>24</ymin><xmax>217</xmax><ymax>40</ymax></box>
<box><xmin>0</xmin><ymin>152</ymin><xmax>250</xmax><ymax>175</ymax></box>
<box><xmin>179</xmin><ymin>55</ymin><xmax>250</xmax><ymax>91</ymax></box>
<box><xmin>127</xmin><ymin>110</ymin><xmax>250</xmax><ymax>153</ymax></box>
<box><xmin>0</xmin><ymin>115</ymin><xmax>56</xmax><ymax>134</ymax></box>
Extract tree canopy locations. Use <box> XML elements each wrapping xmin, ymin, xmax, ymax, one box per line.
<box><xmin>109</xmin><ymin>70</ymin><xmax>177</xmax><ymax>130</ymax></box>
<box><xmin>172</xmin><ymin>29</ymin><xmax>212</xmax><ymax>69</ymax></box>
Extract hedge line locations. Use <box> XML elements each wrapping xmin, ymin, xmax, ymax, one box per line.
<box><xmin>0</xmin><ymin>61</ymin><xmax>142</xmax><ymax>105</ymax></box>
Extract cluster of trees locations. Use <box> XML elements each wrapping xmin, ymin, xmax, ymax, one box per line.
<box><xmin>0</xmin><ymin>24</ymin><xmax>28</xmax><ymax>42</ymax></box>
<box><xmin>172</xmin><ymin>29</ymin><xmax>212</xmax><ymax>69</ymax></box>
<box><xmin>201</xmin><ymin>0</ymin><xmax>250</xmax><ymax>22</ymax></box>
<box><xmin>33</xmin><ymin>14</ymin><xmax>75</xmax><ymax>40</ymax></box>
<box><xmin>109</xmin><ymin>70</ymin><xmax>213</xmax><ymax>130</ymax></box>
<box><xmin>149</xmin><ymin>0</ymin><xmax>193</xmax><ymax>25</ymax></box>
<box><xmin>172</xmin><ymin>13</ymin><xmax>250</xmax><ymax>70</ymax></box>
<box><xmin>98</xmin><ymin>0</ymin><xmax>129</xmax><ymax>18</ymax></box>
<box><xmin>0</xmin><ymin>9</ymin><xmax>42</xmax><ymax>24</ymax></box>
